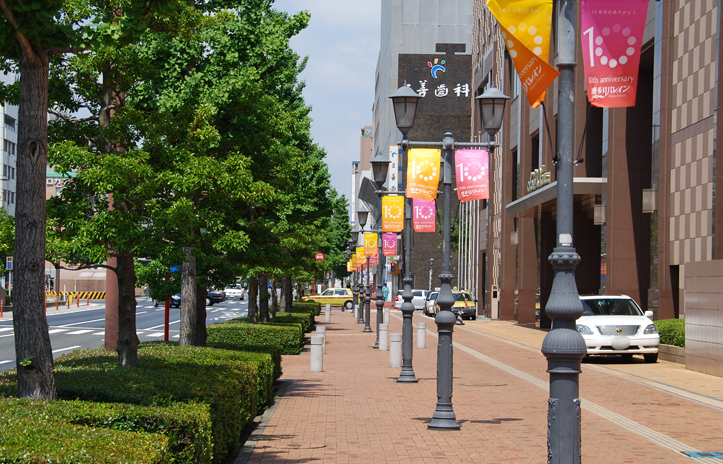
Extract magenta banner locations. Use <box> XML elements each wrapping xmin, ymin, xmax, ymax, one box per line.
<box><xmin>455</xmin><ymin>149</ymin><xmax>489</xmax><ymax>202</ymax></box>
<box><xmin>413</xmin><ymin>198</ymin><xmax>436</xmax><ymax>232</ymax></box>
<box><xmin>382</xmin><ymin>233</ymin><xmax>397</xmax><ymax>257</ymax></box>
<box><xmin>581</xmin><ymin>0</ymin><xmax>648</xmax><ymax>108</ymax></box>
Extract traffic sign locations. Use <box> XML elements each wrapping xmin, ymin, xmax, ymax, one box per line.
<box><xmin>315</xmin><ymin>252</ymin><xmax>325</xmax><ymax>261</ymax></box>
<box><xmin>5</xmin><ymin>257</ymin><xmax>11</xmax><ymax>271</ymax></box>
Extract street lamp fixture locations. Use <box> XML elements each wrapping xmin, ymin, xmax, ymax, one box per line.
<box><xmin>351</xmin><ymin>229</ymin><xmax>359</xmax><ymax>244</ymax></box>
<box><xmin>370</xmin><ymin>152</ymin><xmax>391</xmax><ymax>189</ymax></box>
<box><xmin>389</xmin><ymin>82</ymin><xmax>422</xmax><ymax>136</ymax></box>
<box><xmin>357</xmin><ymin>204</ymin><xmax>369</xmax><ymax>230</ymax></box>
<box><xmin>475</xmin><ymin>83</ymin><xmax>510</xmax><ymax>138</ymax></box>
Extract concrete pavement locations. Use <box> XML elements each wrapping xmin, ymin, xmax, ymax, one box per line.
<box><xmin>238</xmin><ymin>308</ymin><xmax>723</xmax><ymax>463</ymax></box>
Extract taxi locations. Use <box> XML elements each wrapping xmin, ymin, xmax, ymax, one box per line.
<box><xmin>302</xmin><ymin>287</ymin><xmax>354</xmax><ymax>309</ymax></box>
<box><xmin>433</xmin><ymin>291</ymin><xmax>476</xmax><ymax>320</ymax></box>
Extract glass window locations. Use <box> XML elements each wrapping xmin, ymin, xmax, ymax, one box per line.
<box><xmin>581</xmin><ymin>298</ymin><xmax>642</xmax><ymax>316</ymax></box>
<box><xmin>321</xmin><ymin>290</ymin><xmax>334</xmax><ymax>296</ymax></box>
<box><xmin>453</xmin><ymin>293</ymin><xmax>471</xmax><ymax>302</ymax></box>
<box><xmin>335</xmin><ymin>289</ymin><xmax>347</xmax><ymax>295</ymax></box>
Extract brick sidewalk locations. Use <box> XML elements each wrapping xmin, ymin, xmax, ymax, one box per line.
<box><xmin>240</xmin><ymin>310</ymin><xmax>723</xmax><ymax>463</ymax></box>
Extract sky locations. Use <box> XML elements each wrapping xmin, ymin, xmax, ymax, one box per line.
<box><xmin>273</xmin><ymin>0</ymin><xmax>381</xmax><ymax>202</ymax></box>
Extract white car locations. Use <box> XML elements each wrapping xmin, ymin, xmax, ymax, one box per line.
<box><xmin>394</xmin><ymin>289</ymin><xmax>429</xmax><ymax>310</ymax></box>
<box><xmin>224</xmin><ymin>284</ymin><xmax>246</xmax><ymax>300</ymax></box>
<box><xmin>424</xmin><ymin>291</ymin><xmax>438</xmax><ymax>316</ymax></box>
<box><xmin>576</xmin><ymin>295</ymin><xmax>659</xmax><ymax>363</ymax></box>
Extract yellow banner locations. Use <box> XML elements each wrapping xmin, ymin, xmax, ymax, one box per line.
<box><xmin>364</xmin><ymin>233</ymin><xmax>378</xmax><ymax>257</ymax></box>
<box><xmin>347</xmin><ymin>260</ymin><xmax>352</xmax><ymax>272</ymax></box>
<box><xmin>382</xmin><ymin>195</ymin><xmax>404</xmax><ymax>232</ymax></box>
<box><xmin>407</xmin><ymin>148</ymin><xmax>441</xmax><ymax>201</ymax></box>
<box><xmin>487</xmin><ymin>0</ymin><xmax>558</xmax><ymax>107</ymax></box>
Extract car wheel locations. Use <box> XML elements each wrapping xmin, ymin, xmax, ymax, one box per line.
<box><xmin>471</xmin><ymin>314</ymin><xmax>476</xmax><ymax>320</ymax></box>
<box><xmin>644</xmin><ymin>353</ymin><xmax>658</xmax><ymax>363</ymax></box>
<box><xmin>344</xmin><ymin>300</ymin><xmax>353</xmax><ymax>310</ymax></box>
<box><xmin>206</xmin><ymin>298</ymin><xmax>213</xmax><ymax>306</ymax></box>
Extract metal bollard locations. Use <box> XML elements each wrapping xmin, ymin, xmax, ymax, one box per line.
<box><xmin>316</xmin><ymin>326</ymin><xmax>326</xmax><ymax>354</ymax></box>
<box><xmin>384</xmin><ymin>307</ymin><xmax>390</xmax><ymax>325</ymax></box>
<box><xmin>325</xmin><ymin>304</ymin><xmax>331</xmax><ymax>322</ymax></box>
<box><xmin>390</xmin><ymin>333</ymin><xmax>402</xmax><ymax>368</ymax></box>
<box><xmin>417</xmin><ymin>323</ymin><xmax>426</xmax><ymax>349</ymax></box>
<box><xmin>379</xmin><ymin>324</ymin><xmax>389</xmax><ymax>351</ymax></box>
<box><xmin>310</xmin><ymin>336</ymin><xmax>324</xmax><ymax>372</ymax></box>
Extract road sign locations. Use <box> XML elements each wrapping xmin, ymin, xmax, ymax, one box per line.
<box><xmin>5</xmin><ymin>257</ymin><xmax>11</xmax><ymax>271</ymax></box>
<box><xmin>315</xmin><ymin>252</ymin><xmax>325</xmax><ymax>261</ymax></box>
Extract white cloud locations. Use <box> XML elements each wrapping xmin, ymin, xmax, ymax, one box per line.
<box><xmin>274</xmin><ymin>0</ymin><xmax>380</xmax><ymax>202</ymax></box>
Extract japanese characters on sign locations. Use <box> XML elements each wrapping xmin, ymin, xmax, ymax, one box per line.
<box><xmin>581</xmin><ymin>0</ymin><xmax>648</xmax><ymax>108</ymax></box>
<box><xmin>383</xmin><ymin>233</ymin><xmax>398</xmax><ymax>257</ymax></box>
<box><xmin>487</xmin><ymin>0</ymin><xmax>558</xmax><ymax>107</ymax></box>
<box><xmin>413</xmin><ymin>198</ymin><xmax>436</xmax><ymax>232</ymax></box>
<box><xmin>364</xmin><ymin>233</ymin><xmax>378</xmax><ymax>257</ymax></box>
<box><xmin>455</xmin><ymin>149</ymin><xmax>490</xmax><ymax>202</ymax></box>
<box><xmin>370</xmin><ymin>254</ymin><xmax>379</xmax><ymax>265</ymax></box>
<box><xmin>388</xmin><ymin>145</ymin><xmax>399</xmax><ymax>192</ymax></box>
<box><xmin>406</xmin><ymin>148</ymin><xmax>441</xmax><ymax>201</ymax></box>
<box><xmin>382</xmin><ymin>195</ymin><xmax>404</xmax><ymax>232</ymax></box>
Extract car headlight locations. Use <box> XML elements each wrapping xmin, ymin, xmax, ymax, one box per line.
<box><xmin>643</xmin><ymin>324</ymin><xmax>658</xmax><ymax>334</ymax></box>
<box><xmin>577</xmin><ymin>324</ymin><xmax>594</xmax><ymax>335</ymax></box>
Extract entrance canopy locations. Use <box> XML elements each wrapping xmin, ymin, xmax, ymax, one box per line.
<box><xmin>505</xmin><ymin>177</ymin><xmax>607</xmax><ymax>218</ymax></box>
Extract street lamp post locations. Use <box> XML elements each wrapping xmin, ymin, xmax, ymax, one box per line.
<box><xmin>542</xmin><ymin>0</ymin><xmax>586</xmax><ymax>461</ymax></box>
<box><xmin>390</xmin><ymin>81</ymin><xmax>508</xmax><ymax>429</ymax></box>
<box><xmin>350</xmin><ymin>233</ymin><xmax>363</xmax><ymax>323</ymax></box>
<box><xmin>357</xmin><ymin>206</ymin><xmax>373</xmax><ymax>334</ymax></box>
<box><xmin>429</xmin><ymin>258</ymin><xmax>435</xmax><ymax>292</ymax></box>
<box><xmin>371</xmin><ymin>152</ymin><xmax>391</xmax><ymax>350</ymax></box>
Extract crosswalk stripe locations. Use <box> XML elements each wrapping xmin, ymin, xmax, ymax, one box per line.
<box><xmin>93</xmin><ymin>331</ymin><xmax>105</xmax><ymax>336</ymax></box>
<box><xmin>147</xmin><ymin>332</ymin><xmax>165</xmax><ymax>337</ymax></box>
<box><xmin>48</xmin><ymin>329</ymin><xmax>68</xmax><ymax>334</ymax></box>
<box><xmin>0</xmin><ymin>327</ymin><xmax>13</xmax><ymax>332</ymax></box>
<box><xmin>0</xmin><ymin>360</ymin><xmax>12</xmax><ymax>365</ymax></box>
<box><xmin>66</xmin><ymin>330</ymin><xmax>93</xmax><ymax>335</ymax></box>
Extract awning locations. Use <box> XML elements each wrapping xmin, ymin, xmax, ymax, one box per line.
<box><xmin>505</xmin><ymin>177</ymin><xmax>607</xmax><ymax>217</ymax></box>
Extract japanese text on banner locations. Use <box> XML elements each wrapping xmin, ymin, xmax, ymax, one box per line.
<box><xmin>383</xmin><ymin>233</ymin><xmax>398</xmax><ymax>257</ymax></box>
<box><xmin>580</xmin><ymin>0</ymin><xmax>648</xmax><ymax>108</ymax></box>
<box><xmin>487</xmin><ymin>0</ymin><xmax>558</xmax><ymax>107</ymax></box>
<box><xmin>382</xmin><ymin>195</ymin><xmax>404</xmax><ymax>232</ymax></box>
<box><xmin>407</xmin><ymin>148</ymin><xmax>441</xmax><ymax>201</ymax></box>
<box><xmin>413</xmin><ymin>198</ymin><xmax>436</xmax><ymax>232</ymax></box>
<box><xmin>388</xmin><ymin>145</ymin><xmax>399</xmax><ymax>192</ymax></box>
<box><xmin>456</xmin><ymin>149</ymin><xmax>489</xmax><ymax>202</ymax></box>
<box><xmin>364</xmin><ymin>233</ymin><xmax>378</xmax><ymax>257</ymax></box>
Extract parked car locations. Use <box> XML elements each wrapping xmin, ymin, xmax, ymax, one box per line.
<box><xmin>576</xmin><ymin>295</ymin><xmax>659</xmax><ymax>363</ymax></box>
<box><xmin>170</xmin><ymin>294</ymin><xmax>180</xmax><ymax>308</ymax></box>
<box><xmin>433</xmin><ymin>291</ymin><xmax>476</xmax><ymax>320</ymax></box>
<box><xmin>394</xmin><ymin>289</ymin><xmax>429</xmax><ymax>310</ymax></box>
<box><xmin>302</xmin><ymin>288</ymin><xmax>354</xmax><ymax>310</ymax></box>
<box><xmin>424</xmin><ymin>291</ymin><xmax>438</xmax><ymax>316</ymax></box>
<box><xmin>206</xmin><ymin>288</ymin><xmax>226</xmax><ymax>306</ymax></box>
<box><xmin>224</xmin><ymin>284</ymin><xmax>246</xmax><ymax>300</ymax></box>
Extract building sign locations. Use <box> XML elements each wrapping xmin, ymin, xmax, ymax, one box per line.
<box><xmin>581</xmin><ymin>0</ymin><xmax>648</xmax><ymax>108</ymax></box>
<box><xmin>455</xmin><ymin>149</ymin><xmax>489</xmax><ymax>201</ymax></box>
<box><xmin>527</xmin><ymin>165</ymin><xmax>551</xmax><ymax>193</ymax></box>
<box><xmin>407</xmin><ymin>148</ymin><xmax>441</xmax><ymax>201</ymax></box>
<box><xmin>382</xmin><ymin>195</ymin><xmax>404</xmax><ymax>232</ymax></box>
<box><xmin>388</xmin><ymin>145</ymin><xmax>399</xmax><ymax>191</ymax></box>
<box><xmin>413</xmin><ymin>198</ymin><xmax>436</xmax><ymax>232</ymax></box>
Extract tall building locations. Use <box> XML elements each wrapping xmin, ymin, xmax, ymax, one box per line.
<box><xmin>0</xmin><ymin>73</ymin><xmax>18</xmax><ymax>217</ymax></box>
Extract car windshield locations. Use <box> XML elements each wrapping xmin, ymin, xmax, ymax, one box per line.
<box><xmin>453</xmin><ymin>293</ymin><xmax>471</xmax><ymax>301</ymax></box>
<box><xmin>428</xmin><ymin>293</ymin><xmax>438</xmax><ymax>301</ymax></box>
<box><xmin>581</xmin><ymin>298</ymin><xmax>643</xmax><ymax>316</ymax></box>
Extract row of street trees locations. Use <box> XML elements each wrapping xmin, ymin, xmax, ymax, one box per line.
<box><xmin>0</xmin><ymin>0</ymin><xmax>350</xmax><ymax>400</ymax></box>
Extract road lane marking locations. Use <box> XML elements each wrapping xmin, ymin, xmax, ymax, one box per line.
<box><xmin>146</xmin><ymin>321</ymin><xmax>180</xmax><ymax>330</ymax></box>
<box><xmin>60</xmin><ymin>317</ymin><xmax>107</xmax><ymax>327</ymax></box>
<box><xmin>52</xmin><ymin>346</ymin><xmax>81</xmax><ymax>354</ymax></box>
<box><xmin>0</xmin><ymin>360</ymin><xmax>12</xmax><ymax>364</ymax></box>
<box><xmin>0</xmin><ymin>327</ymin><xmax>13</xmax><ymax>332</ymax></box>
<box><xmin>0</xmin><ymin>334</ymin><xmax>14</xmax><ymax>338</ymax></box>
<box><xmin>93</xmin><ymin>332</ymin><xmax>105</xmax><ymax>336</ymax></box>
<box><xmin>137</xmin><ymin>311</ymin><xmax>148</xmax><ymax>315</ymax></box>
<box><xmin>48</xmin><ymin>329</ymin><xmax>69</xmax><ymax>334</ymax></box>
<box><xmin>66</xmin><ymin>330</ymin><xmax>94</xmax><ymax>335</ymax></box>
<box><xmin>146</xmin><ymin>332</ymin><xmax>165</xmax><ymax>337</ymax></box>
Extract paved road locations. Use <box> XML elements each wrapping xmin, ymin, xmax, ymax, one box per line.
<box><xmin>0</xmin><ymin>297</ymin><xmax>249</xmax><ymax>371</ymax></box>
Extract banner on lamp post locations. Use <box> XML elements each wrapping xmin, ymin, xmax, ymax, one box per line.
<box><xmin>388</xmin><ymin>145</ymin><xmax>399</xmax><ymax>192</ymax></box>
<box><xmin>456</xmin><ymin>149</ymin><xmax>489</xmax><ymax>201</ymax></box>
<box><xmin>581</xmin><ymin>0</ymin><xmax>648</xmax><ymax>108</ymax></box>
<box><xmin>413</xmin><ymin>198</ymin><xmax>436</xmax><ymax>232</ymax></box>
<box><xmin>382</xmin><ymin>195</ymin><xmax>404</xmax><ymax>232</ymax></box>
<box><xmin>370</xmin><ymin>254</ymin><xmax>379</xmax><ymax>265</ymax></box>
<box><xmin>487</xmin><ymin>0</ymin><xmax>558</xmax><ymax>107</ymax></box>
<box><xmin>347</xmin><ymin>260</ymin><xmax>352</xmax><ymax>272</ymax></box>
<box><xmin>364</xmin><ymin>233</ymin><xmax>378</xmax><ymax>257</ymax></box>
<box><xmin>383</xmin><ymin>233</ymin><xmax>398</xmax><ymax>257</ymax></box>
<box><xmin>407</xmin><ymin>148</ymin><xmax>441</xmax><ymax>200</ymax></box>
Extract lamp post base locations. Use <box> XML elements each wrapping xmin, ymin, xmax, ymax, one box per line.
<box><xmin>428</xmin><ymin>407</ymin><xmax>461</xmax><ymax>430</ymax></box>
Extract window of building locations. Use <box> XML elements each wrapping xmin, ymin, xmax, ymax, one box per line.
<box><xmin>3</xmin><ymin>140</ymin><xmax>15</xmax><ymax>156</ymax></box>
<box><xmin>4</xmin><ymin>115</ymin><xmax>15</xmax><ymax>133</ymax></box>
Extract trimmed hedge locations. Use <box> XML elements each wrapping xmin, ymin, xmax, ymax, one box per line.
<box><xmin>210</xmin><ymin>318</ymin><xmax>305</xmax><ymax>355</ymax></box>
<box><xmin>0</xmin><ymin>397</ymin><xmax>170</xmax><ymax>463</ymax></box>
<box><xmin>292</xmin><ymin>301</ymin><xmax>321</xmax><ymax>316</ymax></box>
<box><xmin>656</xmin><ymin>318</ymin><xmax>686</xmax><ymax>347</ymax></box>
<box><xmin>0</xmin><ymin>343</ymin><xmax>258</xmax><ymax>463</ymax></box>
<box><xmin>271</xmin><ymin>311</ymin><xmax>315</xmax><ymax>333</ymax></box>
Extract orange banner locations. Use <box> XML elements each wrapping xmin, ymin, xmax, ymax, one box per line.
<box><xmin>487</xmin><ymin>0</ymin><xmax>558</xmax><ymax>107</ymax></box>
<box><xmin>364</xmin><ymin>233</ymin><xmax>378</xmax><ymax>257</ymax></box>
<box><xmin>382</xmin><ymin>195</ymin><xmax>404</xmax><ymax>232</ymax></box>
<box><xmin>407</xmin><ymin>148</ymin><xmax>441</xmax><ymax>201</ymax></box>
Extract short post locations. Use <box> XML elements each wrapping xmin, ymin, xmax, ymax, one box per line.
<box><xmin>390</xmin><ymin>333</ymin><xmax>402</xmax><ymax>368</ymax></box>
<box><xmin>67</xmin><ymin>298</ymin><xmax>70</xmax><ymax>309</ymax></box>
<box><xmin>379</xmin><ymin>324</ymin><xmax>389</xmax><ymax>351</ymax></box>
<box><xmin>316</xmin><ymin>326</ymin><xmax>327</xmax><ymax>354</ymax></box>
<box><xmin>417</xmin><ymin>323</ymin><xmax>426</xmax><ymax>349</ymax></box>
<box><xmin>56</xmin><ymin>299</ymin><xmax>59</xmax><ymax>311</ymax></box>
<box><xmin>87</xmin><ymin>297</ymin><xmax>90</xmax><ymax>306</ymax></box>
<box><xmin>310</xmin><ymin>336</ymin><xmax>324</xmax><ymax>372</ymax></box>
<box><xmin>0</xmin><ymin>299</ymin><xmax>3</xmax><ymax>318</ymax></box>
<box><xmin>384</xmin><ymin>307</ymin><xmax>390</xmax><ymax>325</ymax></box>
<box><xmin>325</xmin><ymin>304</ymin><xmax>331</xmax><ymax>322</ymax></box>
<box><xmin>76</xmin><ymin>294</ymin><xmax>79</xmax><ymax>308</ymax></box>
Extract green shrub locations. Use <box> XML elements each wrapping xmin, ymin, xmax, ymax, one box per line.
<box><xmin>212</xmin><ymin>319</ymin><xmax>304</xmax><ymax>355</ymax></box>
<box><xmin>656</xmin><ymin>318</ymin><xmax>686</xmax><ymax>347</ymax></box>
<box><xmin>0</xmin><ymin>397</ymin><xmax>170</xmax><ymax>463</ymax></box>
<box><xmin>292</xmin><ymin>301</ymin><xmax>321</xmax><ymax>316</ymax></box>
<box><xmin>271</xmin><ymin>311</ymin><xmax>314</xmax><ymax>333</ymax></box>
<box><xmin>0</xmin><ymin>343</ymin><xmax>258</xmax><ymax>463</ymax></box>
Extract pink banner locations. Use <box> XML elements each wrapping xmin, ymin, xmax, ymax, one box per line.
<box><xmin>455</xmin><ymin>149</ymin><xmax>489</xmax><ymax>202</ymax></box>
<box><xmin>581</xmin><ymin>0</ymin><xmax>648</xmax><ymax>108</ymax></box>
<box><xmin>383</xmin><ymin>233</ymin><xmax>397</xmax><ymax>257</ymax></box>
<box><xmin>413</xmin><ymin>198</ymin><xmax>436</xmax><ymax>232</ymax></box>
<box><xmin>370</xmin><ymin>254</ymin><xmax>379</xmax><ymax>265</ymax></box>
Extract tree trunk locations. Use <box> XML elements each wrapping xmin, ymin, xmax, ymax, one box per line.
<box><xmin>179</xmin><ymin>246</ymin><xmax>197</xmax><ymax>345</ymax></box>
<box><xmin>279</xmin><ymin>276</ymin><xmax>289</xmax><ymax>313</ymax></box>
<box><xmin>248</xmin><ymin>276</ymin><xmax>258</xmax><ymax>323</ymax></box>
<box><xmin>270</xmin><ymin>276</ymin><xmax>277</xmax><ymax>318</ymax></box>
<box><xmin>194</xmin><ymin>283</ymin><xmax>207</xmax><ymax>346</ymax></box>
<box><xmin>116</xmin><ymin>254</ymin><xmax>139</xmax><ymax>367</ymax></box>
<box><xmin>13</xmin><ymin>47</ymin><xmax>56</xmax><ymax>399</ymax></box>
<box><xmin>259</xmin><ymin>273</ymin><xmax>269</xmax><ymax>322</ymax></box>
<box><xmin>285</xmin><ymin>276</ymin><xmax>294</xmax><ymax>310</ymax></box>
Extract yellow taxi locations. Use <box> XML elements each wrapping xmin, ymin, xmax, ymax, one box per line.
<box><xmin>302</xmin><ymin>287</ymin><xmax>354</xmax><ymax>310</ymax></box>
<box><xmin>433</xmin><ymin>291</ymin><xmax>477</xmax><ymax>320</ymax></box>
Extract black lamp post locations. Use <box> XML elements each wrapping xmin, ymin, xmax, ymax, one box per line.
<box><xmin>429</xmin><ymin>258</ymin><xmax>435</xmax><ymax>292</ymax></box>
<box><xmin>357</xmin><ymin>205</ymin><xmax>372</xmax><ymax>334</ymax></box>
<box><xmin>370</xmin><ymin>152</ymin><xmax>391</xmax><ymax>349</ymax></box>
<box><xmin>350</xmin><ymin>231</ymin><xmax>363</xmax><ymax>324</ymax></box>
<box><xmin>390</xmin><ymin>81</ymin><xmax>508</xmax><ymax>429</ymax></box>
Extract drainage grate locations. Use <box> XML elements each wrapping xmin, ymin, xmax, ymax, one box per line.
<box><xmin>683</xmin><ymin>452</ymin><xmax>723</xmax><ymax>459</ymax></box>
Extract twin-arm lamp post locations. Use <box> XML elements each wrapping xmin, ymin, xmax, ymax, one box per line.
<box><xmin>389</xmin><ymin>81</ymin><xmax>509</xmax><ymax>429</ymax></box>
<box><xmin>356</xmin><ymin>205</ymin><xmax>373</xmax><ymax>333</ymax></box>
